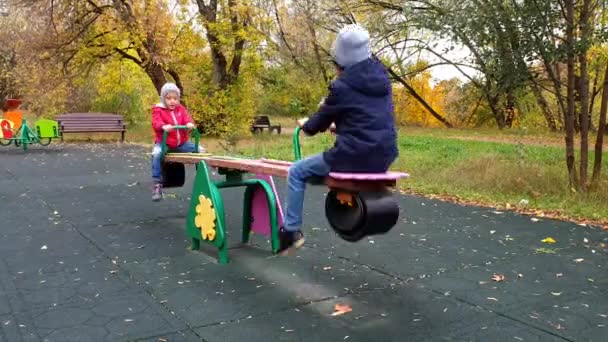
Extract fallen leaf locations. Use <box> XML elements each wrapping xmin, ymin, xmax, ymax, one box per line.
<box><xmin>40</xmin><ymin>245</ymin><xmax>48</xmax><ymax>250</ymax></box>
<box><xmin>551</xmin><ymin>292</ymin><xmax>562</xmax><ymax>296</ymax></box>
<box><xmin>574</xmin><ymin>258</ymin><xmax>585</xmax><ymax>263</ymax></box>
<box><xmin>584</xmin><ymin>238</ymin><xmax>589</xmax><ymax>243</ymax></box>
<box><xmin>490</xmin><ymin>230</ymin><xmax>497</xmax><ymax>235</ymax></box>
<box><xmin>492</xmin><ymin>274</ymin><xmax>506</xmax><ymax>282</ymax></box>
<box><xmin>542</xmin><ymin>237</ymin><xmax>557</xmax><ymax>244</ymax></box>
<box><xmin>124</xmin><ymin>319</ymin><xmax>134</xmax><ymax>322</ymax></box>
<box><xmin>109</xmin><ymin>270</ymin><xmax>118</xmax><ymax>274</ymax></box>
<box><xmin>323</xmin><ymin>267</ymin><xmax>332</xmax><ymax>271</ymax></box>
<box><xmin>487</xmin><ymin>297</ymin><xmax>498</xmax><ymax>301</ymax></box>
<box><xmin>531</xmin><ymin>218</ymin><xmax>540</xmax><ymax>222</ymax></box>
<box><xmin>331</xmin><ymin>304</ymin><xmax>352</xmax><ymax>316</ymax></box>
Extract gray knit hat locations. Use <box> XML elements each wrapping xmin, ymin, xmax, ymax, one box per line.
<box><xmin>331</xmin><ymin>24</ymin><xmax>372</xmax><ymax>69</ymax></box>
<box><xmin>160</xmin><ymin>83</ymin><xmax>180</xmax><ymax>107</ymax></box>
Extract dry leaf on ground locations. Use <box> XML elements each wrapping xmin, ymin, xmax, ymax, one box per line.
<box><xmin>492</xmin><ymin>274</ymin><xmax>506</xmax><ymax>282</ymax></box>
<box><xmin>541</xmin><ymin>237</ymin><xmax>557</xmax><ymax>244</ymax></box>
<box><xmin>331</xmin><ymin>304</ymin><xmax>352</xmax><ymax>316</ymax></box>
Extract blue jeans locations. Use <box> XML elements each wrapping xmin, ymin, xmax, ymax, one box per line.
<box><xmin>284</xmin><ymin>153</ymin><xmax>331</xmax><ymax>231</ymax></box>
<box><xmin>151</xmin><ymin>141</ymin><xmax>198</xmax><ymax>182</ymax></box>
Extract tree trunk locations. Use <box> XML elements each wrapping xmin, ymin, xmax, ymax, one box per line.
<box><xmin>307</xmin><ymin>22</ymin><xmax>329</xmax><ymax>83</ymax></box>
<box><xmin>488</xmin><ymin>95</ymin><xmax>506</xmax><ymax>129</ymax></box>
<box><xmin>564</xmin><ymin>0</ymin><xmax>578</xmax><ymax>187</ymax></box>
<box><xmin>145</xmin><ymin>62</ymin><xmax>168</xmax><ymax>95</ymax></box>
<box><xmin>196</xmin><ymin>0</ymin><xmax>246</xmax><ymax>92</ymax></box>
<box><xmin>530</xmin><ymin>80</ymin><xmax>558</xmax><ymax>131</ymax></box>
<box><xmin>504</xmin><ymin>91</ymin><xmax>516</xmax><ymax>128</ymax></box>
<box><xmin>592</xmin><ymin>63</ymin><xmax>608</xmax><ymax>185</ymax></box>
<box><xmin>589</xmin><ymin>63</ymin><xmax>600</xmax><ymax>131</ymax></box>
<box><xmin>578</xmin><ymin>0</ymin><xmax>591</xmax><ymax>189</ymax></box>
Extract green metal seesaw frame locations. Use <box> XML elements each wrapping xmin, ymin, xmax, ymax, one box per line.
<box><xmin>159</xmin><ymin>126</ymin><xmax>281</xmax><ymax>264</ymax></box>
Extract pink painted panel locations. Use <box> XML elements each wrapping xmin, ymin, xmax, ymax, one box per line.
<box><xmin>250</xmin><ymin>174</ymin><xmax>284</xmax><ymax>236</ymax></box>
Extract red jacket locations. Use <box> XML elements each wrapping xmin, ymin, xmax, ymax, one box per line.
<box><xmin>152</xmin><ymin>103</ymin><xmax>194</xmax><ymax>149</ymax></box>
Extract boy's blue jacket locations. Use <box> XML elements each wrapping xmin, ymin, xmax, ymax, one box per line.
<box><xmin>302</xmin><ymin>57</ymin><xmax>399</xmax><ymax>173</ymax></box>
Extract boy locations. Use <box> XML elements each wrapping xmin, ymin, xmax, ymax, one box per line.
<box><xmin>278</xmin><ymin>24</ymin><xmax>399</xmax><ymax>255</ymax></box>
<box><xmin>151</xmin><ymin>83</ymin><xmax>201</xmax><ymax>201</ymax></box>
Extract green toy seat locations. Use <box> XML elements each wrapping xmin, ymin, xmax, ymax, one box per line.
<box><xmin>35</xmin><ymin>119</ymin><xmax>59</xmax><ymax>138</ymax></box>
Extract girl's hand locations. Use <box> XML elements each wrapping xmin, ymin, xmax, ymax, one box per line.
<box><xmin>162</xmin><ymin>124</ymin><xmax>174</xmax><ymax>132</ymax></box>
<box><xmin>186</xmin><ymin>122</ymin><xmax>195</xmax><ymax>129</ymax></box>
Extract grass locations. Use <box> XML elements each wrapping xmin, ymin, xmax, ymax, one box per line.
<box><xmin>36</xmin><ymin>116</ymin><xmax>608</xmax><ymax>228</ymax></box>
<box><xmin>235</xmin><ymin>130</ymin><xmax>608</xmax><ymax>227</ymax></box>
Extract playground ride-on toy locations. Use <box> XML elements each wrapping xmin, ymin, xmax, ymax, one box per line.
<box><xmin>0</xmin><ymin>99</ymin><xmax>59</xmax><ymax>151</ymax></box>
<box><xmin>159</xmin><ymin>126</ymin><xmax>409</xmax><ymax>263</ymax></box>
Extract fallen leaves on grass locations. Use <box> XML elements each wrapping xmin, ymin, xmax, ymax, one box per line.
<box><xmin>331</xmin><ymin>304</ymin><xmax>352</xmax><ymax>316</ymax></box>
<box><xmin>492</xmin><ymin>274</ymin><xmax>506</xmax><ymax>282</ymax></box>
<box><xmin>541</xmin><ymin>237</ymin><xmax>557</xmax><ymax>244</ymax></box>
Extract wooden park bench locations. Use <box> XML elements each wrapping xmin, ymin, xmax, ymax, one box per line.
<box><xmin>55</xmin><ymin>113</ymin><xmax>126</xmax><ymax>142</ymax></box>
<box><xmin>250</xmin><ymin>115</ymin><xmax>281</xmax><ymax>134</ymax></box>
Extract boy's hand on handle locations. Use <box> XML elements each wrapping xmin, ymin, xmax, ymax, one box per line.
<box><xmin>329</xmin><ymin>123</ymin><xmax>336</xmax><ymax>134</ymax></box>
<box><xmin>162</xmin><ymin>124</ymin><xmax>174</xmax><ymax>132</ymax></box>
<box><xmin>296</xmin><ymin>118</ymin><xmax>308</xmax><ymax>128</ymax></box>
<box><xmin>186</xmin><ymin>122</ymin><xmax>195</xmax><ymax>129</ymax></box>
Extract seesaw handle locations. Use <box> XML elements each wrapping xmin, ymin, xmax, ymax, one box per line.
<box><xmin>160</xmin><ymin>125</ymin><xmax>200</xmax><ymax>158</ymax></box>
<box><xmin>292</xmin><ymin>126</ymin><xmax>302</xmax><ymax>161</ymax></box>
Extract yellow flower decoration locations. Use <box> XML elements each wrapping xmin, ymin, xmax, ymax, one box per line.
<box><xmin>194</xmin><ymin>195</ymin><xmax>216</xmax><ymax>241</ymax></box>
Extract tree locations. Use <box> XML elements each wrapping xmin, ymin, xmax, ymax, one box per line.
<box><xmin>20</xmin><ymin>0</ymin><xmax>203</xmax><ymax>95</ymax></box>
<box><xmin>321</xmin><ymin>0</ymin><xmax>455</xmax><ymax>127</ymax></box>
<box><xmin>194</xmin><ymin>0</ymin><xmax>258</xmax><ymax>91</ymax></box>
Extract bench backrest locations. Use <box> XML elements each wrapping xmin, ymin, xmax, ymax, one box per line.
<box><xmin>56</xmin><ymin>113</ymin><xmax>125</xmax><ymax>128</ymax></box>
<box><xmin>253</xmin><ymin>115</ymin><xmax>271</xmax><ymax>126</ymax></box>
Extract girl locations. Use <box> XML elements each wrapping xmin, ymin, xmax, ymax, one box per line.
<box><xmin>150</xmin><ymin>83</ymin><xmax>201</xmax><ymax>201</ymax></box>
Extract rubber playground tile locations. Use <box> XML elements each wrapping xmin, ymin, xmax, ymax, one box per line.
<box><xmin>505</xmin><ymin>291</ymin><xmax>608</xmax><ymax>342</ymax></box>
<box><xmin>1</xmin><ymin>293</ymin><xmax>186</xmax><ymax>342</ymax></box>
<box><xmin>123</xmin><ymin>246</ymin><xmax>402</xmax><ymax>328</ymax></box>
<box><xmin>414</xmin><ymin>250</ymin><xmax>608</xmax><ymax>316</ymax></box>
<box><xmin>73</xmin><ymin>217</ymin><xmax>194</xmax><ymax>262</ymax></box>
<box><xmin>442</xmin><ymin>316</ymin><xmax>567</xmax><ymax>342</ymax></box>
<box><xmin>0</xmin><ymin>313</ymin><xmax>40</xmax><ymax>342</ymax></box>
<box><xmin>135</xmin><ymin>329</ymin><xmax>202</xmax><ymax>342</ymax></box>
<box><xmin>41</xmin><ymin>183</ymin><xmax>191</xmax><ymax>228</ymax></box>
<box><xmin>194</xmin><ymin>284</ymin><xmax>506</xmax><ymax>342</ymax></box>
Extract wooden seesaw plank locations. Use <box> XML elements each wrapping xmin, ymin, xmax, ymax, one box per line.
<box><xmin>164</xmin><ymin>154</ymin><xmax>409</xmax><ymax>192</ymax></box>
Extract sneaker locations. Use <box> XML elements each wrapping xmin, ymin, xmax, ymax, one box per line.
<box><xmin>152</xmin><ymin>183</ymin><xmax>163</xmax><ymax>201</ymax></box>
<box><xmin>277</xmin><ymin>228</ymin><xmax>305</xmax><ymax>255</ymax></box>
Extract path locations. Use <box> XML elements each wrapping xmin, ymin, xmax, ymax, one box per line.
<box><xmin>1</xmin><ymin>143</ymin><xmax>607</xmax><ymax>341</ymax></box>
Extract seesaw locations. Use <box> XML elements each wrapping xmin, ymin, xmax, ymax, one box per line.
<box><xmin>159</xmin><ymin>125</ymin><xmax>408</xmax><ymax>263</ymax></box>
